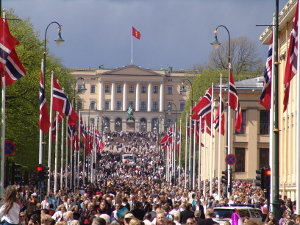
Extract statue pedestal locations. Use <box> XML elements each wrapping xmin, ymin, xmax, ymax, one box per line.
<box><xmin>126</xmin><ymin>121</ymin><xmax>135</xmax><ymax>132</ymax></box>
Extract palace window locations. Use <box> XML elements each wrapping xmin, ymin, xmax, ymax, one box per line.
<box><xmin>141</xmin><ymin>85</ymin><xmax>146</xmax><ymax>94</ymax></box>
<box><xmin>90</xmin><ymin>85</ymin><xmax>96</xmax><ymax>94</ymax></box>
<box><xmin>117</xmin><ymin>85</ymin><xmax>122</xmax><ymax>93</ymax></box>
<box><xmin>129</xmin><ymin>85</ymin><xmax>134</xmax><ymax>93</ymax></box>
<box><xmin>235</xmin><ymin>148</ymin><xmax>245</xmax><ymax>172</ymax></box>
<box><xmin>167</xmin><ymin>86</ymin><xmax>172</xmax><ymax>95</ymax></box>
<box><xmin>116</xmin><ymin>101</ymin><xmax>122</xmax><ymax>110</ymax></box>
<box><xmin>153</xmin><ymin>85</ymin><xmax>158</xmax><ymax>94</ymax></box>
<box><xmin>105</xmin><ymin>85</ymin><xmax>110</xmax><ymax>93</ymax></box>
<box><xmin>104</xmin><ymin>101</ymin><xmax>110</xmax><ymax>110</ymax></box>
<box><xmin>141</xmin><ymin>101</ymin><xmax>147</xmax><ymax>111</ymax></box>
<box><xmin>236</xmin><ymin>110</ymin><xmax>246</xmax><ymax>134</ymax></box>
<box><xmin>260</xmin><ymin>110</ymin><xmax>270</xmax><ymax>134</ymax></box>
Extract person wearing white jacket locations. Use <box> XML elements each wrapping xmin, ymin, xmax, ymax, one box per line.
<box><xmin>0</xmin><ymin>185</ymin><xmax>21</xmax><ymax>225</ymax></box>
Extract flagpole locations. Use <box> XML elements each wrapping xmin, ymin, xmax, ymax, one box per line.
<box><xmin>54</xmin><ymin>112</ymin><xmax>59</xmax><ymax>193</ymax></box>
<box><xmin>1</xmin><ymin>75</ymin><xmax>5</xmax><ymax>197</ymax></box>
<box><xmin>39</xmin><ymin>59</ymin><xmax>44</xmax><ymax>164</ymax></box>
<box><xmin>131</xmin><ymin>34</ymin><xmax>133</xmax><ymax>65</ymax></box>
<box><xmin>189</xmin><ymin>108</ymin><xmax>192</xmax><ymax>188</ymax></box>
<box><xmin>218</xmin><ymin>74</ymin><xmax>222</xmax><ymax>198</ymax></box>
<box><xmin>210</xmin><ymin>83</ymin><xmax>214</xmax><ymax>196</ymax></box>
<box><xmin>179</xmin><ymin>119</ymin><xmax>182</xmax><ymax>187</ymax></box>
<box><xmin>193</xmin><ymin>118</ymin><xmax>196</xmax><ymax>189</ymax></box>
<box><xmin>77</xmin><ymin>114</ymin><xmax>81</xmax><ymax>188</ymax></box>
<box><xmin>47</xmin><ymin>72</ymin><xmax>54</xmax><ymax>196</ymax></box>
<box><xmin>185</xmin><ymin>112</ymin><xmax>188</xmax><ymax>188</ymax></box>
<box><xmin>203</xmin><ymin>120</ymin><xmax>207</xmax><ymax>194</ymax></box>
<box><xmin>60</xmin><ymin>117</ymin><xmax>64</xmax><ymax>188</ymax></box>
<box><xmin>65</xmin><ymin>120</ymin><xmax>68</xmax><ymax>189</ymax></box>
<box><xmin>198</xmin><ymin>119</ymin><xmax>201</xmax><ymax>191</ymax></box>
<box><xmin>296</xmin><ymin>0</ymin><xmax>300</xmax><ymax>215</ymax></box>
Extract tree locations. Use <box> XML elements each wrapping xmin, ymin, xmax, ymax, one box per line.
<box><xmin>3</xmin><ymin>10</ymin><xmax>74</xmax><ymax>170</ymax></box>
<box><xmin>208</xmin><ymin>36</ymin><xmax>264</xmax><ymax>75</ymax></box>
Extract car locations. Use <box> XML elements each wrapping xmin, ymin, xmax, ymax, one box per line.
<box><xmin>212</xmin><ymin>206</ymin><xmax>263</xmax><ymax>225</ymax></box>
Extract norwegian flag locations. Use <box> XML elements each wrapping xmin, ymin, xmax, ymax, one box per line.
<box><xmin>228</xmin><ymin>66</ymin><xmax>243</xmax><ymax>132</ymax></box>
<box><xmin>68</xmin><ymin>124</ymin><xmax>79</xmax><ymax>150</ymax></box>
<box><xmin>39</xmin><ymin>60</ymin><xmax>50</xmax><ymax>133</ymax></box>
<box><xmin>214</xmin><ymin>96</ymin><xmax>225</xmax><ymax>135</ymax></box>
<box><xmin>3</xmin><ymin>12</ymin><xmax>26</xmax><ymax>86</ymax></box>
<box><xmin>191</xmin><ymin>87</ymin><xmax>212</xmax><ymax>125</ymax></box>
<box><xmin>52</xmin><ymin>76</ymin><xmax>78</xmax><ymax>124</ymax></box>
<box><xmin>88</xmin><ymin>127</ymin><xmax>94</xmax><ymax>153</ymax></box>
<box><xmin>260</xmin><ymin>36</ymin><xmax>273</xmax><ymax>110</ymax></box>
<box><xmin>159</xmin><ymin>134</ymin><xmax>169</xmax><ymax>149</ymax></box>
<box><xmin>0</xmin><ymin>14</ymin><xmax>19</xmax><ymax>73</ymax></box>
<box><xmin>95</xmin><ymin>129</ymin><xmax>101</xmax><ymax>153</ymax></box>
<box><xmin>81</xmin><ymin>121</ymin><xmax>89</xmax><ymax>154</ymax></box>
<box><xmin>283</xmin><ymin>1</ymin><xmax>298</xmax><ymax>112</ymax></box>
<box><xmin>167</xmin><ymin>127</ymin><xmax>173</xmax><ymax>144</ymax></box>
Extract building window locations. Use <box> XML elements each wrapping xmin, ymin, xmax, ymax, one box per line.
<box><xmin>259</xmin><ymin>148</ymin><xmax>269</xmax><ymax>169</ymax></box>
<box><xmin>129</xmin><ymin>85</ymin><xmax>134</xmax><ymax>93</ymax></box>
<box><xmin>90</xmin><ymin>101</ymin><xmax>96</xmax><ymax>110</ymax></box>
<box><xmin>90</xmin><ymin>85</ymin><xmax>96</xmax><ymax>94</ymax></box>
<box><xmin>153</xmin><ymin>85</ymin><xmax>158</xmax><ymax>94</ymax></box>
<box><xmin>141</xmin><ymin>85</ymin><xmax>146</xmax><ymax>94</ymax></box>
<box><xmin>129</xmin><ymin>101</ymin><xmax>134</xmax><ymax>110</ymax></box>
<box><xmin>105</xmin><ymin>85</ymin><xmax>110</xmax><ymax>93</ymax></box>
<box><xmin>141</xmin><ymin>101</ymin><xmax>147</xmax><ymax>111</ymax></box>
<box><xmin>117</xmin><ymin>85</ymin><xmax>122</xmax><ymax>93</ymax></box>
<box><xmin>90</xmin><ymin>118</ymin><xmax>95</xmax><ymax>125</ymax></box>
<box><xmin>236</xmin><ymin>110</ymin><xmax>246</xmax><ymax>134</ymax></box>
<box><xmin>167</xmin><ymin>119</ymin><xmax>172</xmax><ymax>127</ymax></box>
<box><xmin>77</xmin><ymin>99</ymin><xmax>83</xmax><ymax>110</ymax></box>
<box><xmin>260</xmin><ymin>110</ymin><xmax>270</xmax><ymax>134</ymax></box>
<box><xmin>180</xmin><ymin>102</ymin><xmax>185</xmax><ymax>111</ymax></box>
<box><xmin>153</xmin><ymin>101</ymin><xmax>158</xmax><ymax>111</ymax></box>
<box><xmin>104</xmin><ymin>101</ymin><xmax>110</xmax><ymax>110</ymax></box>
<box><xmin>116</xmin><ymin>101</ymin><xmax>122</xmax><ymax>110</ymax></box>
<box><xmin>235</xmin><ymin>148</ymin><xmax>245</xmax><ymax>172</ymax></box>
<box><xmin>167</xmin><ymin>86</ymin><xmax>172</xmax><ymax>95</ymax></box>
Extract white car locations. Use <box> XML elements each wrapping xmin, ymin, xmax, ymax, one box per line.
<box><xmin>212</xmin><ymin>206</ymin><xmax>263</xmax><ymax>225</ymax></box>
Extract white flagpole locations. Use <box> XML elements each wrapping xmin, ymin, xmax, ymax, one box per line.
<box><xmin>54</xmin><ymin>112</ymin><xmax>59</xmax><ymax>194</ymax></box>
<box><xmin>65</xmin><ymin>120</ymin><xmax>68</xmax><ymax>189</ymax></box>
<box><xmin>1</xmin><ymin>75</ymin><xmax>6</xmax><ymax>198</ymax></box>
<box><xmin>210</xmin><ymin>83</ymin><xmax>214</xmax><ymax>196</ymax></box>
<box><xmin>185</xmin><ymin>112</ymin><xmax>188</xmax><ymax>188</ymax></box>
<box><xmin>70</xmin><ymin>129</ymin><xmax>73</xmax><ymax>190</ymax></box>
<box><xmin>179</xmin><ymin>119</ymin><xmax>182</xmax><ymax>187</ymax></box>
<box><xmin>227</xmin><ymin>65</ymin><xmax>231</xmax><ymax>197</ymax></box>
<box><xmin>47</xmin><ymin>72</ymin><xmax>54</xmax><ymax>195</ymax></box>
<box><xmin>218</xmin><ymin>74</ymin><xmax>222</xmax><ymax>198</ymax></box>
<box><xmin>39</xmin><ymin>59</ymin><xmax>44</xmax><ymax>164</ymax></box>
<box><xmin>60</xmin><ymin>117</ymin><xmax>64</xmax><ymax>188</ymax></box>
<box><xmin>189</xmin><ymin>108</ymin><xmax>192</xmax><ymax>188</ymax></box>
<box><xmin>193</xmin><ymin>118</ymin><xmax>196</xmax><ymax>189</ymax></box>
<box><xmin>131</xmin><ymin>34</ymin><xmax>134</xmax><ymax>65</ymax></box>
<box><xmin>77</xmin><ymin>114</ymin><xmax>81</xmax><ymax>188</ymax></box>
<box><xmin>269</xmin><ymin>16</ymin><xmax>276</xmax><ymax>210</ymax></box>
<box><xmin>204</xmin><ymin>120</ymin><xmax>207</xmax><ymax>194</ymax></box>
<box><xmin>198</xmin><ymin>119</ymin><xmax>201</xmax><ymax>191</ymax></box>
<box><xmin>174</xmin><ymin>123</ymin><xmax>176</xmax><ymax>182</ymax></box>
<box><xmin>295</xmin><ymin>2</ymin><xmax>300</xmax><ymax>214</ymax></box>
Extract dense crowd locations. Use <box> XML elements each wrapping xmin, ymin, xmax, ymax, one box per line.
<box><xmin>0</xmin><ymin>132</ymin><xmax>299</xmax><ymax>225</ymax></box>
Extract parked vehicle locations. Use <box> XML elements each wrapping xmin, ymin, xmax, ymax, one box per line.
<box><xmin>212</xmin><ymin>206</ymin><xmax>263</xmax><ymax>225</ymax></box>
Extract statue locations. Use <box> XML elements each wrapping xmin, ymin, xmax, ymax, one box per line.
<box><xmin>127</xmin><ymin>106</ymin><xmax>135</xmax><ymax>122</ymax></box>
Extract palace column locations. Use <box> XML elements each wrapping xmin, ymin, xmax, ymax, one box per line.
<box><xmin>135</xmin><ymin>82</ymin><xmax>140</xmax><ymax>111</ymax></box>
<box><xmin>111</xmin><ymin>81</ymin><xmax>115</xmax><ymax>111</ymax></box>
<box><xmin>99</xmin><ymin>80</ymin><xmax>103</xmax><ymax>110</ymax></box>
<box><xmin>159</xmin><ymin>82</ymin><xmax>164</xmax><ymax>112</ymax></box>
<box><xmin>147</xmin><ymin>82</ymin><xmax>152</xmax><ymax>112</ymax></box>
<box><xmin>123</xmin><ymin>82</ymin><xmax>127</xmax><ymax>111</ymax></box>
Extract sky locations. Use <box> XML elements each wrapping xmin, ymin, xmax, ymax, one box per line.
<box><xmin>4</xmin><ymin>0</ymin><xmax>287</xmax><ymax>70</ymax></box>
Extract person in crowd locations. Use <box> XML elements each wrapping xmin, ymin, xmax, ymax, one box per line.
<box><xmin>131</xmin><ymin>202</ymin><xmax>145</xmax><ymax>221</ymax></box>
<box><xmin>26</xmin><ymin>193</ymin><xmax>38</xmax><ymax>219</ymax></box>
<box><xmin>0</xmin><ymin>185</ymin><xmax>21</xmax><ymax>225</ymax></box>
<box><xmin>155</xmin><ymin>212</ymin><xmax>166</xmax><ymax>225</ymax></box>
<box><xmin>179</xmin><ymin>203</ymin><xmax>194</xmax><ymax>224</ymax></box>
<box><xmin>52</xmin><ymin>205</ymin><xmax>67</xmax><ymax>222</ymax></box>
<box><xmin>41</xmin><ymin>215</ymin><xmax>53</xmax><ymax>225</ymax></box>
<box><xmin>143</xmin><ymin>213</ymin><xmax>153</xmax><ymax>225</ymax></box>
<box><xmin>264</xmin><ymin>212</ymin><xmax>278</xmax><ymax>225</ymax></box>
<box><xmin>19</xmin><ymin>212</ymin><xmax>28</xmax><ymax>225</ymax></box>
<box><xmin>41</xmin><ymin>197</ymin><xmax>51</xmax><ymax>210</ymax></box>
<box><xmin>91</xmin><ymin>217</ymin><xmax>106</xmax><ymax>225</ymax></box>
<box><xmin>65</xmin><ymin>211</ymin><xmax>74</xmax><ymax>225</ymax></box>
<box><xmin>194</xmin><ymin>210</ymin><xmax>205</xmax><ymax>225</ymax></box>
<box><xmin>186</xmin><ymin>218</ymin><xmax>197</xmax><ymax>225</ymax></box>
<box><xmin>124</xmin><ymin>213</ymin><xmax>135</xmax><ymax>225</ymax></box>
<box><xmin>198</xmin><ymin>209</ymin><xmax>215</xmax><ymax>225</ymax></box>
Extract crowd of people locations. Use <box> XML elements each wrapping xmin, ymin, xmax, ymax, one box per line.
<box><xmin>0</xmin><ymin>132</ymin><xmax>298</xmax><ymax>225</ymax></box>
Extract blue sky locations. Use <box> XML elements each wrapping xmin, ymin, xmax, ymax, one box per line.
<box><xmin>5</xmin><ymin>0</ymin><xmax>286</xmax><ymax>70</ymax></box>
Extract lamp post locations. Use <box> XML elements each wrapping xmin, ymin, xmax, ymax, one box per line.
<box><xmin>71</xmin><ymin>77</ymin><xmax>87</xmax><ymax>190</ymax></box>
<box><xmin>168</xmin><ymin>102</ymin><xmax>178</xmax><ymax>185</ymax></box>
<box><xmin>42</xmin><ymin>21</ymin><xmax>64</xmax><ymax>196</ymax></box>
<box><xmin>210</xmin><ymin>25</ymin><xmax>232</xmax><ymax>197</ymax></box>
<box><xmin>180</xmin><ymin>79</ymin><xmax>194</xmax><ymax>189</ymax></box>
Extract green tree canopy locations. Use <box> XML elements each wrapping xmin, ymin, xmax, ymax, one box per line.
<box><xmin>4</xmin><ymin>10</ymin><xmax>74</xmax><ymax>171</ymax></box>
